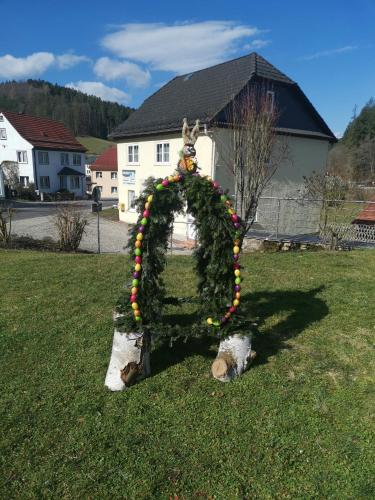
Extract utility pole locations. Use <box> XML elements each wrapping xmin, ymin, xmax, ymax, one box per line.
<box><xmin>92</xmin><ymin>187</ymin><xmax>102</xmax><ymax>254</ymax></box>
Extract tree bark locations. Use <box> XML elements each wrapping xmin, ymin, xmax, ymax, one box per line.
<box><xmin>105</xmin><ymin>329</ymin><xmax>150</xmax><ymax>391</ymax></box>
<box><xmin>211</xmin><ymin>334</ymin><xmax>255</xmax><ymax>382</ymax></box>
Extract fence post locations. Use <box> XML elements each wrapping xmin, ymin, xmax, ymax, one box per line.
<box><xmin>276</xmin><ymin>198</ymin><xmax>281</xmax><ymax>239</ymax></box>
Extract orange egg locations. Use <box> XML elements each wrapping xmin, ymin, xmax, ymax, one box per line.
<box><xmin>235</xmin><ymin>292</ymin><xmax>241</xmax><ymax>299</ymax></box>
<box><xmin>131</xmin><ymin>287</ymin><xmax>138</xmax><ymax>295</ymax></box>
<box><xmin>135</xmin><ymin>240</ymin><xmax>142</xmax><ymax>248</ymax></box>
<box><xmin>134</xmin><ymin>309</ymin><xmax>141</xmax><ymax>317</ymax></box>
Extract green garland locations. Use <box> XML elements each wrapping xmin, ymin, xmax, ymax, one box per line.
<box><xmin>114</xmin><ymin>171</ymin><xmax>245</xmax><ymax>344</ymax></box>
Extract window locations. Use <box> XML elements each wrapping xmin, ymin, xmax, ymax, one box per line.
<box><xmin>155</xmin><ymin>142</ymin><xmax>170</xmax><ymax>164</ymax></box>
<box><xmin>40</xmin><ymin>176</ymin><xmax>50</xmax><ymax>189</ymax></box>
<box><xmin>19</xmin><ymin>176</ymin><xmax>29</xmax><ymax>187</ymax></box>
<box><xmin>111</xmin><ymin>186</ymin><xmax>118</xmax><ymax>194</ymax></box>
<box><xmin>266</xmin><ymin>91</ymin><xmax>275</xmax><ymax>112</ymax></box>
<box><xmin>111</xmin><ymin>171</ymin><xmax>117</xmax><ymax>180</ymax></box>
<box><xmin>122</xmin><ymin>169</ymin><xmax>135</xmax><ymax>184</ymax></box>
<box><xmin>70</xmin><ymin>176</ymin><xmax>80</xmax><ymax>190</ymax></box>
<box><xmin>38</xmin><ymin>151</ymin><xmax>49</xmax><ymax>164</ymax></box>
<box><xmin>17</xmin><ymin>151</ymin><xmax>28</xmax><ymax>163</ymax></box>
<box><xmin>59</xmin><ymin>176</ymin><xmax>68</xmax><ymax>189</ymax></box>
<box><xmin>95</xmin><ymin>171</ymin><xmax>102</xmax><ymax>179</ymax></box>
<box><xmin>0</xmin><ymin>128</ymin><xmax>6</xmax><ymax>140</ymax></box>
<box><xmin>128</xmin><ymin>145</ymin><xmax>139</xmax><ymax>164</ymax></box>
<box><xmin>73</xmin><ymin>154</ymin><xmax>81</xmax><ymax>166</ymax></box>
<box><xmin>128</xmin><ymin>190</ymin><xmax>136</xmax><ymax>211</ymax></box>
<box><xmin>0</xmin><ymin>115</ymin><xmax>4</xmax><ymax>121</ymax></box>
<box><xmin>61</xmin><ymin>153</ymin><xmax>69</xmax><ymax>165</ymax></box>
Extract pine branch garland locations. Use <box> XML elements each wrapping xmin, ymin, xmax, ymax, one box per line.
<box><xmin>114</xmin><ymin>172</ymin><xmax>246</xmax><ymax>345</ymax></box>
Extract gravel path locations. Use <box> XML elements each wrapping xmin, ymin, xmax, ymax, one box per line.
<box><xmin>11</xmin><ymin>214</ymin><xmax>130</xmax><ymax>253</ymax></box>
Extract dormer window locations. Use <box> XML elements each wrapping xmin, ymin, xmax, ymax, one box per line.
<box><xmin>0</xmin><ymin>128</ymin><xmax>6</xmax><ymax>140</ymax></box>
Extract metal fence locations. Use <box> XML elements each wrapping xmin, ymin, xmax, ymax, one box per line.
<box><xmin>247</xmin><ymin>196</ymin><xmax>375</xmax><ymax>247</ymax></box>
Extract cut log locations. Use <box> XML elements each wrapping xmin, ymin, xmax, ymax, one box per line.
<box><xmin>212</xmin><ymin>333</ymin><xmax>255</xmax><ymax>382</ymax></box>
<box><xmin>105</xmin><ymin>329</ymin><xmax>150</xmax><ymax>391</ymax></box>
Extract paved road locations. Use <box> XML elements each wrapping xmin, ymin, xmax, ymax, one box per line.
<box><xmin>6</xmin><ymin>200</ymin><xmax>116</xmax><ymax>220</ymax></box>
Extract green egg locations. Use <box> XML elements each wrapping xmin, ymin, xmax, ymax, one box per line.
<box><xmin>135</xmin><ymin>248</ymin><xmax>141</xmax><ymax>256</ymax></box>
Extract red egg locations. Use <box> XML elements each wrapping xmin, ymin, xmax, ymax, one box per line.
<box><xmin>229</xmin><ymin>306</ymin><xmax>236</xmax><ymax>313</ymax></box>
<box><xmin>231</xmin><ymin>214</ymin><xmax>238</xmax><ymax>223</ymax></box>
<box><xmin>135</xmin><ymin>256</ymin><xmax>142</xmax><ymax>264</ymax></box>
<box><xmin>143</xmin><ymin>210</ymin><xmax>150</xmax><ymax>218</ymax></box>
<box><xmin>162</xmin><ymin>179</ymin><xmax>169</xmax><ymax>187</ymax></box>
<box><xmin>130</xmin><ymin>295</ymin><xmax>137</xmax><ymax>302</ymax></box>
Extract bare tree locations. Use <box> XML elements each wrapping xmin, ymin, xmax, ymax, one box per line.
<box><xmin>217</xmin><ymin>85</ymin><xmax>289</xmax><ymax>238</ymax></box>
<box><xmin>1</xmin><ymin>161</ymin><xmax>19</xmax><ymax>190</ymax></box>
<box><xmin>302</xmin><ymin>171</ymin><xmax>349</xmax><ymax>249</ymax></box>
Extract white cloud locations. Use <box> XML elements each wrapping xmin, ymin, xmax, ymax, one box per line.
<box><xmin>101</xmin><ymin>21</ymin><xmax>263</xmax><ymax>73</ymax></box>
<box><xmin>65</xmin><ymin>81</ymin><xmax>130</xmax><ymax>104</ymax></box>
<box><xmin>56</xmin><ymin>54</ymin><xmax>90</xmax><ymax>69</ymax></box>
<box><xmin>244</xmin><ymin>39</ymin><xmax>271</xmax><ymax>50</ymax></box>
<box><xmin>0</xmin><ymin>52</ymin><xmax>55</xmax><ymax>78</ymax></box>
<box><xmin>299</xmin><ymin>45</ymin><xmax>358</xmax><ymax>61</ymax></box>
<box><xmin>94</xmin><ymin>57</ymin><xmax>150</xmax><ymax>87</ymax></box>
<box><xmin>0</xmin><ymin>51</ymin><xmax>89</xmax><ymax>78</ymax></box>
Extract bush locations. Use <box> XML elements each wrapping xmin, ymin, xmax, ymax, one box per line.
<box><xmin>17</xmin><ymin>183</ymin><xmax>38</xmax><ymax>201</ymax></box>
<box><xmin>0</xmin><ymin>208</ymin><xmax>13</xmax><ymax>246</ymax></box>
<box><xmin>53</xmin><ymin>206</ymin><xmax>88</xmax><ymax>251</ymax></box>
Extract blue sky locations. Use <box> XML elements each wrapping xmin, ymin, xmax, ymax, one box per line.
<box><xmin>1</xmin><ymin>0</ymin><xmax>374</xmax><ymax>136</ymax></box>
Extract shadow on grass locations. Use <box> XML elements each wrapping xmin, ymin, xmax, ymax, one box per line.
<box><xmin>151</xmin><ymin>286</ymin><xmax>328</xmax><ymax>374</ymax></box>
<box><xmin>241</xmin><ymin>286</ymin><xmax>328</xmax><ymax>366</ymax></box>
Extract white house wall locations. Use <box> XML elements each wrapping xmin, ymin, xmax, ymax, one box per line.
<box><xmin>213</xmin><ymin>127</ymin><xmax>330</xmax><ymax>234</ymax></box>
<box><xmin>0</xmin><ymin>114</ymin><xmax>34</xmax><ymax>181</ymax></box>
<box><xmin>117</xmin><ymin>133</ymin><xmax>214</xmax><ymax>236</ymax></box>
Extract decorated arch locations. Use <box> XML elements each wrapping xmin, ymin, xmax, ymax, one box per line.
<box><xmin>105</xmin><ymin>119</ymin><xmax>254</xmax><ymax>391</ymax></box>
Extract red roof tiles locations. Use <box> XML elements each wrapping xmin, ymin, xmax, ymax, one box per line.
<box><xmin>353</xmin><ymin>196</ymin><xmax>375</xmax><ymax>224</ymax></box>
<box><xmin>90</xmin><ymin>146</ymin><xmax>117</xmax><ymax>171</ymax></box>
<box><xmin>2</xmin><ymin>110</ymin><xmax>86</xmax><ymax>152</ymax></box>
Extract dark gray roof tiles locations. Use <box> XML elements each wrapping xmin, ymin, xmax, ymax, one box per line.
<box><xmin>110</xmin><ymin>52</ymin><xmax>335</xmax><ymax>141</ymax></box>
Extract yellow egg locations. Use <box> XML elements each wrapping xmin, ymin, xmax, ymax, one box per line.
<box><xmin>147</xmin><ymin>195</ymin><xmax>153</xmax><ymax>203</ymax></box>
<box><xmin>168</xmin><ymin>176</ymin><xmax>174</xmax><ymax>182</ymax></box>
<box><xmin>233</xmin><ymin>299</ymin><xmax>240</xmax><ymax>307</ymax></box>
<box><xmin>136</xmin><ymin>233</ymin><xmax>143</xmax><ymax>241</ymax></box>
<box><xmin>135</xmin><ymin>264</ymin><xmax>141</xmax><ymax>272</ymax></box>
<box><xmin>228</xmin><ymin>208</ymin><xmax>234</xmax><ymax>215</ymax></box>
<box><xmin>233</xmin><ymin>246</ymin><xmax>240</xmax><ymax>254</ymax></box>
<box><xmin>131</xmin><ymin>287</ymin><xmax>138</xmax><ymax>295</ymax></box>
<box><xmin>132</xmin><ymin>303</ymin><xmax>139</xmax><ymax>310</ymax></box>
<box><xmin>207</xmin><ymin>317</ymin><xmax>213</xmax><ymax>325</ymax></box>
<box><xmin>234</xmin><ymin>269</ymin><xmax>241</xmax><ymax>277</ymax></box>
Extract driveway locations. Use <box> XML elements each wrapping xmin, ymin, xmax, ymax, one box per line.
<box><xmin>9</xmin><ymin>207</ymin><xmax>130</xmax><ymax>253</ymax></box>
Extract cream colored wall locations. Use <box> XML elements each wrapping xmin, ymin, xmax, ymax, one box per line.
<box><xmin>91</xmin><ymin>170</ymin><xmax>118</xmax><ymax>199</ymax></box>
<box><xmin>117</xmin><ymin>128</ymin><xmax>330</xmax><ymax>237</ymax></box>
<box><xmin>117</xmin><ymin>133</ymin><xmax>214</xmax><ymax>236</ymax></box>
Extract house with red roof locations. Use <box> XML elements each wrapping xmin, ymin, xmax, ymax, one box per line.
<box><xmin>0</xmin><ymin>110</ymin><xmax>86</xmax><ymax>197</ymax></box>
<box><xmin>89</xmin><ymin>146</ymin><xmax>118</xmax><ymax>199</ymax></box>
<box><xmin>352</xmin><ymin>196</ymin><xmax>375</xmax><ymax>225</ymax></box>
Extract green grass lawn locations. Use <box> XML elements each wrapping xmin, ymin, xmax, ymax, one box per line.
<box><xmin>76</xmin><ymin>136</ymin><xmax>114</xmax><ymax>155</ymax></box>
<box><xmin>1</xmin><ymin>250</ymin><xmax>374</xmax><ymax>498</ymax></box>
<box><xmin>99</xmin><ymin>207</ymin><xmax>119</xmax><ymax>221</ymax></box>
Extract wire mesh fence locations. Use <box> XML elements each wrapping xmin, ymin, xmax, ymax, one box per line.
<box><xmin>247</xmin><ymin>196</ymin><xmax>375</xmax><ymax>247</ymax></box>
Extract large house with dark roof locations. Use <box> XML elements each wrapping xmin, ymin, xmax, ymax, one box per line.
<box><xmin>110</xmin><ymin>52</ymin><xmax>336</xmax><ymax>235</ymax></box>
<box><xmin>0</xmin><ymin>111</ymin><xmax>86</xmax><ymax>197</ymax></box>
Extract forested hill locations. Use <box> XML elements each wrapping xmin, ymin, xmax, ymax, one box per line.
<box><xmin>342</xmin><ymin>98</ymin><xmax>375</xmax><ymax>146</ymax></box>
<box><xmin>0</xmin><ymin>80</ymin><xmax>133</xmax><ymax>139</ymax></box>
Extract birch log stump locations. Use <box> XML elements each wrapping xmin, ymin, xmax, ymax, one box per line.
<box><xmin>105</xmin><ymin>325</ymin><xmax>150</xmax><ymax>391</ymax></box>
<box><xmin>211</xmin><ymin>333</ymin><xmax>255</xmax><ymax>382</ymax></box>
